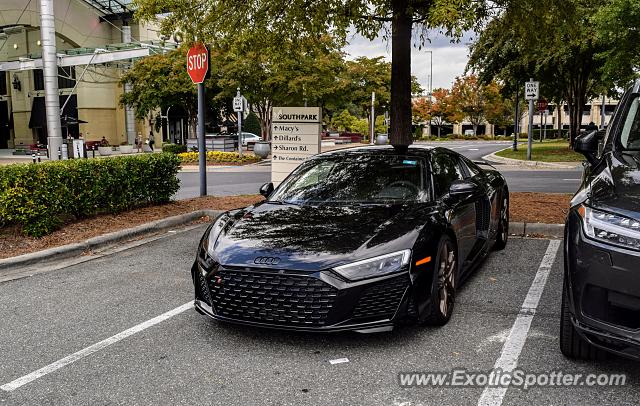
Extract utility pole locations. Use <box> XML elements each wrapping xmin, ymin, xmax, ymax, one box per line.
<box><xmin>39</xmin><ymin>0</ymin><xmax>64</xmax><ymax>160</ymax></box>
<box><xmin>513</xmin><ymin>81</ymin><xmax>519</xmax><ymax>151</ymax></box>
<box><xmin>370</xmin><ymin>91</ymin><xmax>375</xmax><ymax>145</ymax></box>
<box><xmin>526</xmin><ymin>78</ymin><xmax>536</xmax><ymax>161</ymax></box>
<box><xmin>600</xmin><ymin>95</ymin><xmax>606</xmax><ymax>130</ymax></box>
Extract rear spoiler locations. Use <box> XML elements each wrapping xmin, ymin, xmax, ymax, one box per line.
<box><xmin>473</xmin><ymin>160</ymin><xmax>496</xmax><ymax>169</ymax></box>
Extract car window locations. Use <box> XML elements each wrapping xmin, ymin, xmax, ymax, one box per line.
<box><xmin>431</xmin><ymin>152</ymin><xmax>466</xmax><ymax>197</ymax></box>
<box><xmin>619</xmin><ymin>96</ymin><xmax>640</xmax><ymax>150</ymax></box>
<box><xmin>270</xmin><ymin>154</ymin><xmax>429</xmax><ymax>204</ymax></box>
<box><xmin>459</xmin><ymin>156</ymin><xmax>481</xmax><ymax>177</ymax></box>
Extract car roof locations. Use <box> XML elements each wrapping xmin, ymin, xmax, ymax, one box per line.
<box><xmin>314</xmin><ymin>144</ymin><xmax>443</xmax><ymax>159</ymax></box>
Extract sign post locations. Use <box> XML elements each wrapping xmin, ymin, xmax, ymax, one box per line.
<box><xmin>524</xmin><ymin>80</ymin><xmax>539</xmax><ymax>160</ymax></box>
<box><xmin>187</xmin><ymin>43</ymin><xmax>209</xmax><ymax>196</ymax></box>
<box><xmin>537</xmin><ymin>99</ymin><xmax>548</xmax><ymax>142</ymax></box>
<box><xmin>271</xmin><ymin>107</ymin><xmax>322</xmax><ymax>185</ymax></box>
<box><xmin>233</xmin><ymin>89</ymin><xmax>245</xmax><ymax>158</ymax></box>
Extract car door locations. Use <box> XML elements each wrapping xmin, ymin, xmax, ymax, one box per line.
<box><xmin>430</xmin><ymin>151</ymin><xmax>478</xmax><ymax>264</ymax></box>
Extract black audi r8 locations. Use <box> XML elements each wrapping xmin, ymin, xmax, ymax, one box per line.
<box><xmin>192</xmin><ymin>145</ymin><xmax>509</xmax><ymax>332</ymax></box>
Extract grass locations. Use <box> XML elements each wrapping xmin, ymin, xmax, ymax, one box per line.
<box><xmin>495</xmin><ymin>140</ymin><xmax>584</xmax><ymax>162</ymax></box>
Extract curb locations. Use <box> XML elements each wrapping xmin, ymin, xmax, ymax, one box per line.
<box><xmin>482</xmin><ymin>148</ymin><xmax>580</xmax><ymax>169</ymax></box>
<box><xmin>0</xmin><ymin>209</ymin><xmax>223</xmax><ymax>271</ymax></box>
<box><xmin>510</xmin><ymin>222</ymin><xmax>564</xmax><ymax>238</ymax></box>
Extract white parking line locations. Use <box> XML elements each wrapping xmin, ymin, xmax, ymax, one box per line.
<box><xmin>477</xmin><ymin>239</ymin><xmax>561</xmax><ymax>406</ymax></box>
<box><xmin>0</xmin><ymin>302</ymin><xmax>193</xmax><ymax>392</ymax></box>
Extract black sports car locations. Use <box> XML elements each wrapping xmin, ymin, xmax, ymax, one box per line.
<box><xmin>192</xmin><ymin>145</ymin><xmax>509</xmax><ymax>332</ymax></box>
<box><xmin>562</xmin><ymin>79</ymin><xmax>640</xmax><ymax>360</ymax></box>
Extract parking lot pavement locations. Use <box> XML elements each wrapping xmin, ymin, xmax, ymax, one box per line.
<box><xmin>0</xmin><ymin>229</ymin><xmax>638</xmax><ymax>405</ymax></box>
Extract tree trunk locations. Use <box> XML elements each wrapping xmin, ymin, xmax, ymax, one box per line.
<box><xmin>557</xmin><ymin>104</ymin><xmax>562</xmax><ymax>139</ymax></box>
<box><xmin>390</xmin><ymin>0</ymin><xmax>413</xmax><ymax>146</ymax></box>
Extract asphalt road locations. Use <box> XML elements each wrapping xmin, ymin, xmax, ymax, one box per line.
<box><xmin>175</xmin><ymin>141</ymin><xmax>582</xmax><ymax>199</ymax></box>
<box><xmin>0</xmin><ymin>229</ymin><xmax>637</xmax><ymax>405</ymax></box>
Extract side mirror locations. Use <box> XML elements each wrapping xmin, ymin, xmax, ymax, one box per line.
<box><xmin>259</xmin><ymin>182</ymin><xmax>274</xmax><ymax>198</ymax></box>
<box><xmin>449</xmin><ymin>179</ymin><xmax>478</xmax><ymax>197</ymax></box>
<box><xmin>575</xmin><ymin>129</ymin><xmax>604</xmax><ymax>166</ymax></box>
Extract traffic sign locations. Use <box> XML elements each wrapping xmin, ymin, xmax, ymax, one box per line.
<box><xmin>537</xmin><ymin>99</ymin><xmax>548</xmax><ymax>112</ymax></box>
<box><xmin>186</xmin><ymin>43</ymin><xmax>209</xmax><ymax>84</ymax></box>
<box><xmin>233</xmin><ymin>96</ymin><xmax>245</xmax><ymax>112</ymax></box>
<box><xmin>525</xmin><ymin>81</ymin><xmax>539</xmax><ymax>100</ymax></box>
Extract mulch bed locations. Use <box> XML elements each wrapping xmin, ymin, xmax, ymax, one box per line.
<box><xmin>509</xmin><ymin>192</ymin><xmax>572</xmax><ymax>224</ymax></box>
<box><xmin>0</xmin><ymin>192</ymin><xmax>571</xmax><ymax>260</ymax></box>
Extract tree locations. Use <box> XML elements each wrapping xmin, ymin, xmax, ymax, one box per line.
<box><xmin>243</xmin><ymin>112</ymin><xmax>262</xmax><ymax>136</ymax></box>
<box><xmin>449</xmin><ymin>75</ymin><xmax>493</xmax><ymax>136</ymax></box>
<box><xmin>331</xmin><ymin>109</ymin><xmax>357</xmax><ymax>131</ymax></box>
<box><xmin>468</xmin><ymin>0</ymin><xmax>612</xmax><ymax>145</ymax></box>
<box><xmin>119</xmin><ymin>49</ymin><xmax>221</xmax><ymax>139</ymax></box>
<box><xmin>134</xmin><ymin>0</ymin><xmax>482</xmax><ymax>146</ymax></box>
<box><xmin>593</xmin><ymin>0</ymin><xmax>640</xmax><ymax>89</ymax></box>
<box><xmin>213</xmin><ymin>33</ymin><xmax>347</xmax><ymax>140</ymax></box>
<box><xmin>412</xmin><ymin>88</ymin><xmax>452</xmax><ymax>138</ymax></box>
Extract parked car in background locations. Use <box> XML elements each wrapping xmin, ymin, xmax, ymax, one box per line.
<box><xmin>191</xmin><ymin>145</ymin><xmax>509</xmax><ymax>332</ymax></box>
<box><xmin>238</xmin><ymin>132</ymin><xmax>261</xmax><ymax>146</ymax></box>
<box><xmin>562</xmin><ymin>79</ymin><xmax>640</xmax><ymax>361</ymax></box>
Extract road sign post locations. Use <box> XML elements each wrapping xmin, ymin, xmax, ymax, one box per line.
<box><xmin>525</xmin><ymin>80</ymin><xmax>539</xmax><ymax>161</ymax></box>
<box><xmin>187</xmin><ymin>43</ymin><xmax>209</xmax><ymax>196</ymax></box>
<box><xmin>233</xmin><ymin>89</ymin><xmax>245</xmax><ymax>158</ymax></box>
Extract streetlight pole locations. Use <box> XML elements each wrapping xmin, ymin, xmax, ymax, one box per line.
<box><xmin>513</xmin><ymin>80</ymin><xmax>519</xmax><ymax>152</ymax></box>
<box><xmin>39</xmin><ymin>0</ymin><xmax>64</xmax><ymax>160</ymax></box>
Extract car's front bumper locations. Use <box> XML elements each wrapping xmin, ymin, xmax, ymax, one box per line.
<box><xmin>566</xmin><ymin>210</ymin><xmax>640</xmax><ymax>359</ymax></box>
<box><xmin>191</xmin><ymin>260</ymin><xmax>416</xmax><ymax>333</ymax></box>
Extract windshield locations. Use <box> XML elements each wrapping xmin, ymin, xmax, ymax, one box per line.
<box><xmin>620</xmin><ymin>96</ymin><xmax>640</xmax><ymax>150</ymax></box>
<box><xmin>269</xmin><ymin>154</ymin><xmax>429</xmax><ymax>205</ymax></box>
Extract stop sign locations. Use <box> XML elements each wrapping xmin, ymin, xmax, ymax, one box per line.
<box><xmin>186</xmin><ymin>43</ymin><xmax>209</xmax><ymax>84</ymax></box>
<box><xmin>537</xmin><ymin>99</ymin><xmax>548</xmax><ymax>112</ymax></box>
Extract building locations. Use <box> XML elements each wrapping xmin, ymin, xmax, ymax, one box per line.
<box><xmin>450</xmin><ymin>97</ymin><xmax>618</xmax><ymax>137</ymax></box>
<box><xmin>0</xmin><ymin>0</ymin><xmax>176</xmax><ymax>151</ymax></box>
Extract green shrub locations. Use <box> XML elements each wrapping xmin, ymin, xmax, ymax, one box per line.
<box><xmin>0</xmin><ymin>153</ymin><xmax>180</xmax><ymax>237</ymax></box>
<box><xmin>162</xmin><ymin>143</ymin><xmax>188</xmax><ymax>154</ymax></box>
<box><xmin>244</xmin><ymin>112</ymin><xmax>262</xmax><ymax>136</ymax></box>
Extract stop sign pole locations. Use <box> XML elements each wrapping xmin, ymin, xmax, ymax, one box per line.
<box><xmin>187</xmin><ymin>43</ymin><xmax>209</xmax><ymax>196</ymax></box>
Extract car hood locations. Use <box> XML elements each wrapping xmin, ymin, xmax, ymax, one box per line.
<box><xmin>590</xmin><ymin>151</ymin><xmax>640</xmax><ymax>220</ymax></box>
<box><xmin>210</xmin><ymin>202</ymin><xmax>438</xmax><ymax>271</ymax></box>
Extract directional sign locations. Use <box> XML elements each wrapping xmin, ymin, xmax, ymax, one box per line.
<box><xmin>525</xmin><ymin>81</ymin><xmax>539</xmax><ymax>100</ymax></box>
<box><xmin>271</xmin><ymin>107</ymin><xmax>321</xmax><ymax>185</ymax></box>
<box><xmin>186</xmin><ymin>43</ymin><xmax>209</xmax><ymax>84</ymax></box>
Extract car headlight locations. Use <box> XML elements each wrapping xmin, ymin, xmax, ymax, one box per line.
<box><xmin>579</xmin><ymin>205</ymin><xmax>640</xmax><ymax>250</ymax></box>
<box><xmin>333</xmin><ymin>250</ymin><xmax>411</xmax><ymax>281</ymax></box>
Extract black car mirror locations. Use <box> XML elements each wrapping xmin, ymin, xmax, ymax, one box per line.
<box><xmin>575</xmin><ymin>129</ymin><xmax>605</xmax><ymax>166</ymax></box>
<box><xmin>449</xmin><ymin>179</ymin><xmax>478</xmax><ymax>197</ymax></box>
<box><xmin>259</xmin><ymin>182</ymin><xmax>274</xmax><ymax>198</ymax></box>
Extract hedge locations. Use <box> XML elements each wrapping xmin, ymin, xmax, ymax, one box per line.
<box><xmin>162</xmin><ymin>143</ymin><xmax>188</xmax><ymax>154</ymax></box>
<box><xmin>178</xmin><ymin>151</ymin><xmax>261</xmax><ymax>164</ymax></box>
<box><xmin>0</xmin><ymin>153</ymin><xmax>180</xmax><ymax>237</ymax></box>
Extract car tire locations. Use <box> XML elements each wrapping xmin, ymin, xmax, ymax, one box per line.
<box><xmin>559</xmin><ymin>277</ymin><xmax>604</xmax><ymax>360</ymax></box>
<box><xmin>493</xmin><ymin>191</ymin><xmax>509</xmax><ymax>251</ymax></box>
<box><xmin>422</xmin><ymin>235</ymin><xmax>458</xmax><ymax>326</ymax></box>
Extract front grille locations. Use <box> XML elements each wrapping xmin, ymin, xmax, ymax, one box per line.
<box><xmin>209</xmin><ymin>269</ymin><xmax>338</xmax><ymax>326</ymax></box>
<box><xmin>351</xmin><ymin>275</ymin><xmax>409</xmax><ymax>320</ymax></box>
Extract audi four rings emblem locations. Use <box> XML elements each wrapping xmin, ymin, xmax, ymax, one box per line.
<box><xmin>254</xmin><ymin>256</ymin><xmax>281</xmax><ymax>265</ymax></box>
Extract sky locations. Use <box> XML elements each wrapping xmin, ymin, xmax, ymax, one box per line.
<box><xmin>343</xmin><ymin>30</ymin><xmax>475</xmax><ymax>94</ymax></box>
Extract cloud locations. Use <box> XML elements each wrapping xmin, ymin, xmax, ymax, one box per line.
<box><xmin>343</xmin><ymin>30</ymin><xmax>473</xmax><ymax>92</ymax></box>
